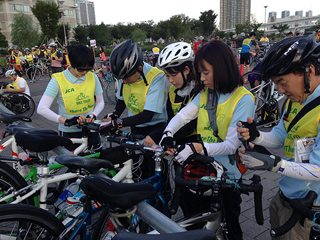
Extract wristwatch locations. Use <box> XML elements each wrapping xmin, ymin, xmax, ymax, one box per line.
<box><xmin>116</xmin><ymin>118</ymin><xmax>123</xmax><ymax>128</ymax></box>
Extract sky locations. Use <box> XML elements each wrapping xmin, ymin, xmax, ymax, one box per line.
<box><xmin>92</xmin><ymin>0</ymin><xmax>319</xmax><ymax>27</ymax></box>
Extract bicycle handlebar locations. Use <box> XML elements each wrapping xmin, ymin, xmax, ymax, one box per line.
<box><xmin>270</xmin><ymin>191</ymin><xmax>318</xmax><ymax>237</ymax></box>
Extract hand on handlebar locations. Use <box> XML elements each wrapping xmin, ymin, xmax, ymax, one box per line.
<box><xmin>159</xmin><ymin>131</ymin><xmax>174</xmax><ymax>150</ymax></box>
<box><xmin>99</xmin><ymin>120</ymin><xmax>118</xmax><ymax>136</ymax></box>
<box><xmin>64</xmin><ymin>116</ymin><xmax>80</xmax><ymax>127</ymax></box>
<box><xmin>103</xmin><ymin>112</ymin><xmax>118</xmax><ymax>122</ymax></box>
<box><xmin>174</xmin><ymin>143</ymin><xmax>197</xmax><ymax>164</ymax></box>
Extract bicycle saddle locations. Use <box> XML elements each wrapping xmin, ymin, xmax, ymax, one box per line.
<box><xmin>0</xmin><ymin>112</ymin><xmax>32</xmax><ymax>124</ymax></box>
<box><xmin>113</xmin><ymin>230</ymin><xmax>217</xmax><ymax>240</ymax></box>
<box><xmin>80</xmin><ymin>176</ymin><xmax>156</xmax><ymax>209</ymax></box>
<box><xmin>55</xmin><ymin>155</ymin><xmax>114</xmax><ymax>174</ymax></box>
<box><xmin>6</xmin><ymin>124</ymin><xmax>57</xmax><ymax>135</ymax></box>
<box><xmin>14</xmin><ymin>131</ymin><xmax>72</xmax><ymax>152</ymax></box>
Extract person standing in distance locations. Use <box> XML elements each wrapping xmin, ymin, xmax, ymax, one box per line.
<box><xmin>152</xmin><ymin>42</ymin><xmax>160</xmax><ymax>67</ymax></box>
<box><xmin>49</xmin><ymin>42</ymin><xmax>63</xmax><ymax>74</ymax></box>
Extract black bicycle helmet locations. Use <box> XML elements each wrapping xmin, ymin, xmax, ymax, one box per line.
<box><xmin>261</xmin><ymin>32</ymin><xmax>320</xmax><ymax>81</ymax></box>
<box><xmin>109</xmin><ymin>39</ymin><xmax>143</xmax><ymax>80</ymax></box>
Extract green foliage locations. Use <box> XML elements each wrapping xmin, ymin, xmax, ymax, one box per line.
<box><xmin>87</xmin><ymin>23</ymin><xmax>112</xmax><ymax>46</ymax></box>
<box><xmin>199</xmin><ymin>10</ymin><xmax>217</xmax><ymax>36</ymax></box>
<box><xmin>131</xmin><ymin>29</ymin><xmax>147</xmax><ymax>44</ymax></box>
<box><xmin>31</xmin><ymin>1</ymin><xmax>62</xmax><ymax>39</ymax></box>
<box><xmin>57</xmin><ymin>23</ymin><xmax>70</xmax><ymax>45</ymax></box>
<box><xmin>272</xmin><ymin>23</ymin><xmax>290</xmax><ymax>39</ymax></box>
<box><xmin>73</xmin><ymin>26</ymin><xmax>88</xmax><ymax>44</ymax></box>
<box><xmin>11</xmin><ymin>13</ymin><xmax>40</xmax><ymax>49</ymax></box>
<box><xmin>0</xmin><ymin>28</ymin><xmax>8</xmax><ymax>48</ymax></box>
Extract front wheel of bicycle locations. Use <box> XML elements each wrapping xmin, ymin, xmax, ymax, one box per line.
<box><xmin>5</xmin><ymin>92</ymin><xmax>35</xmax><ymax>117</ymax></box>
<box><xmin>106</xmin><ymin>79</ymin><xmax>118</xmax><ymax>104</ymax></box>
<box><xmin>0</xmin><ymin>204</ymin><xmax>65</xmax><ymax>239</ymax></box>
<box><xmin>26</xmin><ymin>67</ymin><xmax>41</xmax><ymax>82</ymax></box>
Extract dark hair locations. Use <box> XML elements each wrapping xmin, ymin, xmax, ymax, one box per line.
<box><xmin>68</xmin><ymin>43</ymin><xmax>95</xmax><ymax>69</ymax></box>
<box><xmin>194</xmin><ymin>41</ymin><xmax>243</xmax><ymax>94</ymax></box>
<box><xmin>100</xmin><ymin>46</ymin><xmax>105</xmax><ymax>53</ymax></box>
<box><xmin>288</xmin><ymin>31</ymin><xmax>293</xmax><ymax>35</ymax></box>
<box><xmin>249</xmin><ymin>32</ymin><xmax>256</xmax><ymax>37</ymax></box>
<box><xmin>165</xmin><ymin>61</ymin><xmax>195</xmax><ymax>87</ymax></box>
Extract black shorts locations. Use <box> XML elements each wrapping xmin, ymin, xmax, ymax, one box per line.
<box><xmin>240</xmin><ymin>52</ymin><xmax>250</xmax><ymax>64</ymax></box>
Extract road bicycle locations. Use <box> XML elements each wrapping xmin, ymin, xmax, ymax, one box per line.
<box><xmin>143</xmin><ymin>50</ymin><xmax>154</xmax><ymax>66</ymax></box>
<box><xmin>242</xmin><ymin>70</ymin><xmax>288</xmax><ymax>127</ymax></box>
<box><xmin>26</xmin><ymin>58</ymin><xmax>52</xmax><ymax>82</ymax></box>
<box><xmin>0</xmin><ymin>81</ymin><xmax>35</xmax><ymax>117</ymax></box>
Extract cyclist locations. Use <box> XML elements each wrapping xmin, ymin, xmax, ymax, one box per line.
<box><xmin>160</xmin><ymin>41</ymin><xmax>255</xmax><ymax>240</ymax></box>
<box><xmin>240</xmin><ymin>32</ymin><xmax>260</xmax><ymax>72</ymax></box>
<box><xmin>4</xmin><ymin>69</ymin><xmax>30</xmax><ymax>96</ymax></box>
<box><xmin>33</xmin><ymin>45</ymin><xmax>39</xmax><ymax>59</ymax></box>
<box><xmin>237</xmin><ymin>32</ymin><xmax>320</xmax><ymax>240</ymax></box>
<box><xmin>24</xmin><ymin>48</ymin><xmax>34</xmax><ymax>64</ymax></box>
<box><xmin>99</xmin><ymin>39</ymin><xmax>167</xmax><ymax>139</ymax></box>
<box><xmin>37</xmin><ymin>43</ymin><xmax>104</xmax><ymax>150</ymax></box>
<box><xmin>144</xmin><ymin>42</ymin><xmax>199</xmax><ymax>147</ymax></box>
<box><xmin>49</xmin><ymin>42</ymin><xmax>63</xmax><ymax>74</ymax></box>
<box><xmin>9</xmin><ymin>45</ymin><xmax>22</xmax><ymax>76</ymax></box>
<box><xmin>152</xmin><ymin>42</ymin><xmax>160</xmax><ymax>67</ymax></box>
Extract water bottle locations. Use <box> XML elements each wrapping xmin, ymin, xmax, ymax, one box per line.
<box><xmin>48</xmin><ymin>155</ymin><xmax>57</xmax><ymax>165</ymax></box>
<box><xmin>54</xmin><ymin>179</ymin><xmax>81</xmax><ymax>208</ymax></box>
<box><xmin>18</xmin><ymin>152</ymin><xmax>30</xmax><ymax>175</ymax></box>
<box><xmin>273</xmin><ymin>91</ymin><xmax>279</xmax><ymax>99</ymax></box>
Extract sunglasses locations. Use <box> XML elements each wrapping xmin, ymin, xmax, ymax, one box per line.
<box><xmin>76</xmin><ymin>67</ymin><xmax>93</xmax><ymax>73</ymax></box>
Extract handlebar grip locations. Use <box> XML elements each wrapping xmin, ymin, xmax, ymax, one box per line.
<box><xmin>125</xmin><ymin>132</ymin><xmax>146</xmax><ymax>141</ymax></box>
<box><xmin>106</xmin><ymin>137</ymin><xmax>126</xmax><ymax>144</ymax></box>
<box><xmin>270</xmin><ymin>211</ymin><xmax>301</xmax><ymax>238</ymax></box>
<box><xmin>87</xmin><ymin>122</ymin><xmax>100</xmax><ymax>132</ymax></box>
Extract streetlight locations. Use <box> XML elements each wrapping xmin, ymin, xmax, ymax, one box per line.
<box><xmin>264</xmin><ymin>6</ymin><xmax>268</xmax><ymax>33</ymax></box>
<box><xmin>58</xmin><ymin>0</ymin><xmax>67</xmax><ymax>46</ymax></box>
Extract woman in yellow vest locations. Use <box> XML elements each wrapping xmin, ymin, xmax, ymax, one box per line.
<box><xmin>37</xmin><ymin>43</ymin><xmax>104</xmax><ymax>150</ymax></box>
<box><xmin>145</xmin><ymin>42</ymin><xmax>199</xmax><ymax>147</ymax></box>
<box><xmin>160</xmin><ymin>41</ymin><xmax>255</xmax><ymax>240</ymax></box>
<box><xmin>237</xmin><ymin>33</ymin><xmax>320</xmax><ymax>240</ymax></box>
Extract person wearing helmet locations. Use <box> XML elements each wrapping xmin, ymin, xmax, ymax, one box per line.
<box><xmin>240</xmin><ymin>32</ymin><xmax>260</xmax><ymax>72</ymax></box>
<box><xmin>4</xmin><ymin>69</ymin><xmax>30</xmax><ymax>96</ymax></box>
<box><xmin>144</xmin><ymin>42</ymin><xmax>199</xmax><ymax>147</ymax></box>
<box><xmin>100</xmin><ymin>39</ymin><xmax>167</xmax><ymax>143</ymax></box>
<box><xmin>24</xmin><ymin>48</ymin><xmax>33</xmax><ymax>63</ymax></box>
<box><xmin>160</xmin><ymin>41</ymin><xmax>255</xmax><ymax>239</ymax></box>
<box><xmin>237</xmin><ymin>32</ymin><xmax>320</xmax><ymax>240</ymax></box>
<box><xmin>9</xmin><ymin>45</ymin><xmax>22</xmax><ymax>76</ymax></box>
<box><xmin>49</xmin><ymin>42</ymin><xmax>63</xmax><ymax>73</ymax></box>
<box><xmin>37</xmin><ymin>43</ymin><xmax>104</xmax><ymax>151</ymax></box>
<box><xmin>152</xmin><ymin>42</ymin><xmax>160</xmax><ymax>67</ymax></box>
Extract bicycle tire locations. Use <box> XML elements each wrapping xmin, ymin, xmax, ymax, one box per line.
<box><xmin>0</xmin><ymin>204</ymin><xmax>65</xmax><ymax>239</ymax></box>
<box><xmin>106</xmin><ymin>79</ymin><xmax>118</xmax><ymax>105</ymax></box>
<box><xmin>0</xmin><ymin>161</ymin><xmax>35</xmax><ymax>205</ymax></box>
<box><xmin>26</xmin><ymin>67</ymin><xmax>41</xmax><ymax>82</ymax></box>
<box><xmin>2</xmin><ymin>92</ymin><xmax>24</xmax><ymax>115</ymax></box>
<box><xmin>5</xmin><ymin>92</ymin><xmax>35</xmax><ymax>117</ymax></box>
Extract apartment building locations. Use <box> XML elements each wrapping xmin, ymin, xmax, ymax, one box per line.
<box><xmin>220</xmin><ymin>0</ymin><xmax>251</xmax><ymax>30</ymax></box>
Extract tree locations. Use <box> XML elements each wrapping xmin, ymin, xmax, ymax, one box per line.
<box><xmin>272</xmin><ymin>23</ymin><xmax>290</xmax><ymax>39</ymax></box>
<box><xmin>73</xmin><ymin>26</ymin><xmax>87</xmax><ymax>44</ymax></box>
<box><xmin>199</xmin><ymin>10</ymin><xmax>217</xmax><ymax>37</ymax></box>
<box><xmin>10</xmin><ymin>13</ymin><xmax>40</xmax><ymax>49</ymax></box>
<box><xmin>0</xmin><ymin>29</ymin><xmax>8</xmax><ymax>48</ymax></box>
<box><xmin>57</xmin><ymin>23</ymin><xmax>70</xmax><ymax>45</ymax></box>
<box><xmin>235</xmin><ymin>22</ymin><xmax>252</xmax><ymax>34</ymax></box>
<box><xmin>31</xmin><ymin>1</ymin><xmax>62</xmax><ymax>39</ymax></box>
<box><xmin>131</xmin><ymin>29</ymin><xmax>147</xmax><ymax>44</ymax></box>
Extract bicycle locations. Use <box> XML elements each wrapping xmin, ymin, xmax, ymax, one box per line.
<box><xmin>143</xmin><ymin>50</ymin><xmax>154</xmax><ymax>66</ymax></box>
<box><xmin>0</xmin><ymin>81</ymin><xmax>35</xmax><ymax>117</ymax></box>
<box><xmin>242</xmin><ymin>70</ymin><xmax>288</xmax><ymax>127</ymax></box>
<box><xmin>26</xmin><ymin>58</ymin><xmax>52</xmax><ymax>82</ymax></box>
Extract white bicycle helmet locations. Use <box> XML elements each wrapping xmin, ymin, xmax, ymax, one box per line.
<box><xmin>48</xmin><ymin>42</ymin><xmax>57</xmax><ymax>48</ymax></box>
<box><xmin>158</xmin><ymin>42</ymin><xmax>194</xmax><ymax>69</ymax></box>
<box><xmin>5</xmin><ymin>69</ymin><xmax>16</xmax><ymax>78</ymax></box>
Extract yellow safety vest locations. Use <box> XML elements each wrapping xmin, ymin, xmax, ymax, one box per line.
<box><xmin>25</xmin><ymin>54</ymin><xmax>33</xmax><ymax>62</ymax></box>
<box><xmin>12</xmin><ymin>77</ymin><xmax>28</xmax><ymax>89</ymax></box>
<box><xmin>261</xmin><ymin>37</ymin><xmax>269</xmax><ymax>43</ymax></box>
<box><xmin>123</xmin><ymin>67</ymin><xmax>164</xmax><ymax>115</ymax></box>
<box><xmin>284</xmin><ymin>101</ymin><xmax>320</xmax><ymax>158</ymax></box>
<box><xmin>153</xmin><ymin>47</ymin><xmax>160</xmax><ymax>54</ymax></box>
<box><xmin>54</xmin><ymin>72</ymin><xmax>95</xmax><ymax>115</ymax></box>
<box><xmin>11</xmin><ymin>54</ymin><xmax>21</xmax><ymax>66</ymax></box>
<box><xmin>197</xmin><ymin>86</ymin><xmax>254</xmax><ymax>143</ymax></box>
<box><xmin>65</xmin><ymin>55</ymin><xmax>70</xmax><ymax>66</ymax></box>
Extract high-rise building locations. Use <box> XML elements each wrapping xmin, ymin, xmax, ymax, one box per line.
<box><xmin>306</xmin><ymin>10</ymin><xmax>312</xmax><ymax>17</ymax></box>
<box><xmin>281</xmin><ymin>10</ymin><xmax>290</xmax><ymax>18</ymax></box>
<box><xmin>0</xmin><ymin>0</ymin><xmax>77</xmax><ymax>45</ymax></box>
<box><xmin>75</xmin><ymin>0</ymin><xmax>96</xmax><ymax>26</ymax></box>
<box><xmin>295</xmin><ymin>10</ymin><xmax>303</xmax><ymax>17</ymax></box>
<box><xmin>220</xmin><ymin>0</ymin><xmax>251</xmax><ymax>30</ymax></box>
<box><xmin>268</xmin><ymin>11</ymin><xmax>277</xmax><ymax>23</ymax></box>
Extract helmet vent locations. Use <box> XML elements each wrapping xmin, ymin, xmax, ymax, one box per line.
<box><xmin>175</xmin><ymin>49</ymin><xmax>181</xmax><ymax>56</ymax></box>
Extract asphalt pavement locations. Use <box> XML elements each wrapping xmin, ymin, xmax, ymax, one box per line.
<box><xmin>0</xmin><ymin>74</ymin><xmax>284</xmax><ymax>240</ymax></box>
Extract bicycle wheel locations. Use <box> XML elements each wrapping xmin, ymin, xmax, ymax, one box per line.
<box><xmin>0</xmin><ymin>161</ymin><xmax>35</xmax><ymax>205</ymax></box>
<box><xmin>2</xmin><ymin>92</ymin><xmax>24</xmax><ymax>115</ymax></box>
<box><xmin>5</xmin><ymin>93</ymin><xmax>35</xmax><ymax>117</ymax></box>
<box><xmin>0</xmin><ymin>204</ymin><xmax>65</xmax><ymax>239</ymax></box>
<box><xmin>241</xmin><ymin>70</ymin><xmax>260</xmax><ymax>89</ymax></box>
<box><xmin>106</xmin><ymin>79</ymin><xmax>118</xmax><ymax>105</ymax></box>
<box><xmin>26</xmin><ymin>67</ymin><xmax>41</xmax><ymax>82</ymax></box>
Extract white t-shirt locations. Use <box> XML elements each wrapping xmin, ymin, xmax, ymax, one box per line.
<box><xmin>15</xmin><ymin>77</ymin><xmax>30</xmax><ymax>96</ymax></box>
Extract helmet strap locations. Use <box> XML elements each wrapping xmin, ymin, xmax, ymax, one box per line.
<box><xmin>137</xmin><ymin>69</ymin><xmax>149</xmax><ymax>86</ymax></box>
<box><xmin>304</xmin><ymin>63</ymin><xmax>311</xmax><ymax>94</ymax></box>
<box><xmin>178</xmin><ymin>70</ymin><xmax>188</xmax><ymax>90</ymax></box>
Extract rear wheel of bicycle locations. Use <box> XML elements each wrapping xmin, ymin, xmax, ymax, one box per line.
<box><xmin>0</xmin><ymin>66</ymin><xmax>5</xmax><ymax>78</ymax></box>
<box><xmin>0</xmin><ymin>204</ymin><xmax>65</xmax><ymax>239</ymax></box>
<box><xmin>0</xmin><ymin>161</ymin><xmax>35</xmax><ymax>205</ymax></box>
<box><xmin>5</xmin><ymin>92</ymin><xmax>35</xmax><ymax>117</ymax></box>
<box><xmin>26</xmin><ymin>67</ymin><xmax>41</xmax><ymax>82</ymax></box>
<box><xmin>106</xmin><ymin>80</ymin><xmax>118</xmax><ymax>104</ymax></box>
<box><xmin>2</xmin><ymin>92</ymin><xmax>23</xmax><ymax>115</ymax></box>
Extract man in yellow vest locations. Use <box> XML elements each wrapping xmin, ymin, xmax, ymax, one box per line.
<box><xmin>152</xmin><ymin>42</ymin><xmax>160</xmax><ymax>67</ymax></box>
<box><xmin>48</xmin><ymin>42</ymin><xmax>63</xmax><ymax>74</ymax></box>
<box><xmin>100</xmin><ymin>39</ymin><xmax>167</xmax><ymax>141</ymax></box>
<box><xmin>37</xmin><ymin>43</ymin><xmax>104</xmax><ymax>150</ymax></box>
<box><xmin>9</xmin><ymin>45</ymin><xmax>22</xmax><ymax>76</ymax></box>
<box><xmin>4</xmin><ymin>69</ymin><xmax>30</xmax><ymax>96</ymax></box>
<box><xmin>237</xmin><ymin>32</ymin><xmax>320</xmax><ymax>240</ymax></box>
